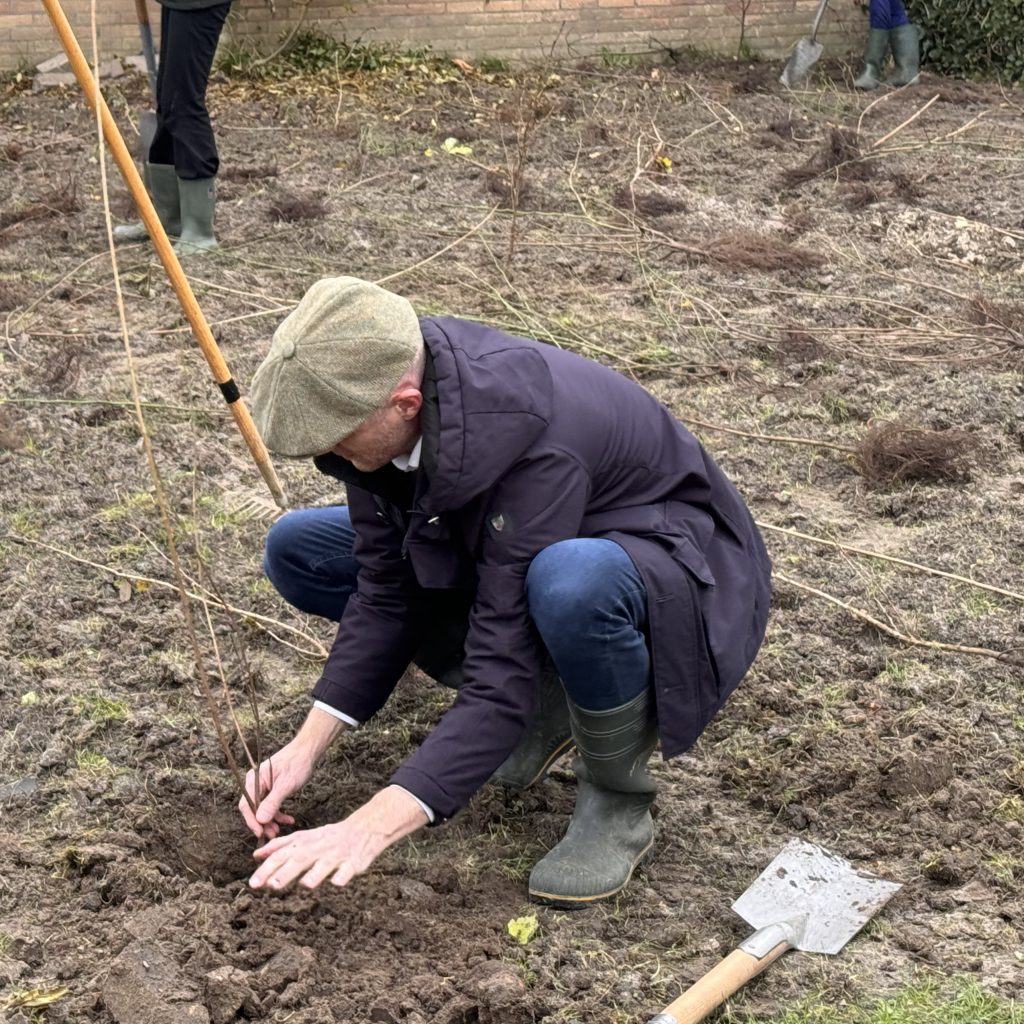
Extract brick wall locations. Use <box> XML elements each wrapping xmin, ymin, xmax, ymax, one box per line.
<box><xmin>4</xmin><ymin>0</ymin><xmax>862</xmax><ymax>74</ymax></box>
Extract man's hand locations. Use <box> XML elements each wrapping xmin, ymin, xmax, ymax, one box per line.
<box><xmin>248</xmin><ymin>786</ymin><xmax>428</xmax><ymax>890</ymax></box>
<box><xmin>239</xmin><ymin>743</ymin><xmax>313</xmax><ymax>840</ymax></box>
<box><xmin>238</xmin><ymin>706</ymin><xmax>348</xmax><ymax>840</ymax></box>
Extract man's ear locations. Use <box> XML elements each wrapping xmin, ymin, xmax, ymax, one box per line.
<box><xmin>391</xmin><ymin>386</ymin><xmax>423</xmax><ymax>421</ymax></box>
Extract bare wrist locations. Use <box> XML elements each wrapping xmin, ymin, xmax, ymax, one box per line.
<box><xmin>290</xmin><ymin>706</ymin><xmax>348</xmax><ymax>764</ymax></box>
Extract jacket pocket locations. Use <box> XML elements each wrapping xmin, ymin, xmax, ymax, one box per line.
<box><xmin>665</xmin><ymin>534</ymin><xmax>716</xmax><ymax>587</ymax></box>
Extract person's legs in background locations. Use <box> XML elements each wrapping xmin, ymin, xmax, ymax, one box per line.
<box><xmin>854</xmin><ymin>0</ymin><xmax>894</xmax><ymax>89</ymax></box>
<box><xmin>884</xmin><ymin>0</ymin><xmax>921</xmax><ymax>87</ymax></box>
<box><xmin>855</xmin><ymin>0</ymin><xmax>918</xmax><ymax>89</ymax></box>
<box><xmin>524</xmin><ymin>538</ymin><xmax>659</xmax><ymax>905</ymax></box>
<box><xmin>155</xmin><ymin>2</ymin><xmax>232</xmax><ymax>253</ymax></box>
<box><xmin>113</xmin><ymin>5</ymin><xmax>182</xmax><ymax>243</ymax></box>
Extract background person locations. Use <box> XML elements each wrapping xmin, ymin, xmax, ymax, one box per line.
<box><xmin>854</xmin><ymin>0</ymin><xmax>920</xmax><ymax>89</ymax></box>
<box><xmin>240</xmin><ymin>277</ymin><xmax>772</xmax><ymax>906</ymax></box>
<box><xmin>115</xmin><ymin>0</ymin><xmax>231</xmax><ymax>253</ymax></box>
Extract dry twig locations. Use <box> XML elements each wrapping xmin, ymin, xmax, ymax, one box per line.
<box><xmin>759</xmin><ymin>522</ymin><xmax>1024</xmax><ymax>604</ymax></box>
<box><xmin>774</xmin><ymin>571</ymin><xmax>1017</xmax><ymax>665</ymax></box>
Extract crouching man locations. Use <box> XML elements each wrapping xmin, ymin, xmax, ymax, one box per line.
<box><xmin>239</xmin><ymin>276</ymin><xmax>771</xmax><ymax>906</ymax></box>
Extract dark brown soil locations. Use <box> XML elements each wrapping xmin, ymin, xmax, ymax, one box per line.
<box><xmin>1</xmin><ymin>55</ymin><xmax>1022</xmax><ymax>1024</ymax></box>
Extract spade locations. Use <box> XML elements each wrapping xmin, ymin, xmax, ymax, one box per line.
<box><xmin>646</xmin><ymin>839</ymin><xmax>901</xmax><ymax>1024</ymax></box>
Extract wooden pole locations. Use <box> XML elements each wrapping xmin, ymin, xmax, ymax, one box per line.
<box><xmin>40</xmin><ymin>0</ymin><xmax>288</xmax><ymax>510</ymax></box>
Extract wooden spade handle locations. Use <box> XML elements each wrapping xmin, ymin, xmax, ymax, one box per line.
<box><xmin>647</xmin><ymin>941</ymin><xmax>790</xmax><ymax>1024</ymax></box>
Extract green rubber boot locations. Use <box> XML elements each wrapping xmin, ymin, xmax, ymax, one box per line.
<box><xmin>853</xmin><ymin>28</ymin><xmax>890</xmax><ymax>90</ymax></box>
<box><xmin>421</xmin><ymin>642</ymin><xmax>573</xmax><ymax>791</ymax></box>
<box><xmin>886</xmin><ymin>24</ymin><xmax>920</xmax><ymax>86</ymax></box>
<box><xmin>113</xmin><ymin>163</ymin><xmax>181</xmax><ymax>242</ymax></box>
<box><xmin>492</xmin><ymin>668</ymin><xmax>574</xmax><ymax>791</ymax></box>
<box><xmin>528</xmin><ymin>689</ymin><xmax>658</xmax><ymax>907</ymax></box>
<box><xmin>175</xmin><ymin>177</ymin><xmax>218</xmax><ymax>255</ymax></box>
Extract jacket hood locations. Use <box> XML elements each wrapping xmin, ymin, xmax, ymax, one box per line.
<box><xmin>417</xmin><ymin>316</ymin><xmax>553</xmax><ymax>513</ymax></box>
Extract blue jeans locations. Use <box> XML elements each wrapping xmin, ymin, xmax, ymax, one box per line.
<box><xmin>869</xmin><ymin>0</ymin><xmax>909</xmax><ymax>29</ymax></box>
<box><xmin>264</xmin><ymin>506</ymin><xmax>651</xmax><ymax>711</ymax></box>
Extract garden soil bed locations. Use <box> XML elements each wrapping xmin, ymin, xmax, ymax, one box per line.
<box><xmin>1</xmin><ymin>50</ymin><xmax>1022</xmax><ymax>1024</ymax></box>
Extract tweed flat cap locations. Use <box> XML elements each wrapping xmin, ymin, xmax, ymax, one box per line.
<box><xmin>250</xmin><ymin>276</ymin><xmax>422</xmax><ymax>458</ymax></box>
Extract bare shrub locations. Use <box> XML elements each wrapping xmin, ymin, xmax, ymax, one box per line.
<box><xmin>783</xmin><ymin>127</ymin><xmax>875</xmax><ymax>186</ymax></box>
<box><xmin>0</xmin><ymin>180</ymin><xmax>80</xmax><ymax>239</ymax></box>
<box><xmin>967</xmin><ymin>295</ymin><xmax>1024</xmax><ymax>340</ymax></box>
<box><xmin>776</xmin><ymin>327</ymin><xmax>827</xmax><ymax>362</ymax></box>
<box><xmin>222</xmin><ymin>164</ymin><xmax>279</xmax><ymax>182</ymax></box>
<box><xmin>854</xmin><ymin>421</ymin><xmax>979</xmax><ymax>485</ymax></box>
<box><xmin>268</xmin><ymin>192</ymin><xmax>327</xmax><ymax>222</ymax></box>
<box><xmin>611</xmin><ymin>186</ymin><xmax>687</xmax><ymax>217</ymax></box>
<box><xmin>705</xmin><ymin>230</ymin><xmax>825</xmax><ymax>271</ymax></box>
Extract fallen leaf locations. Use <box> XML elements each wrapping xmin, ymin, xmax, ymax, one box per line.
<box><xmin>506</xmin><ymin>914</ymin><xmax>539</xmax><ymax>945</ymax></box>
<box><xmin>442</xmin><ymin>137</ymin><xmax>473</xmax><ymax>156</ymax></box>
<box><xmin>1</xmin><ymin>987</ymin><xmax>70</xmax><ymax>1010</ymax></box>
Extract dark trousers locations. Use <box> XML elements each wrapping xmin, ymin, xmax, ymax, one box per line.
<box><xmin>869</xmin><ymin>0</ymin><xmax>910</xmax><ymax>29</ymax></box>
<box><xmin>148</xmin><ymin>3</ymin><xmax>231</xmax><ymax>180</ymax></box>
<box><xmin>263</xmin><ymin>506</ymin><xmax>653</xmax><ymax>711</ymax></box>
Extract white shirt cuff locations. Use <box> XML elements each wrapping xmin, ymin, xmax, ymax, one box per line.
<box><xmin>312</xmin><ymin>700</ymin><xmax>361</xmax><ymax>728</ymax></box>
<box><xmin>388</xmin><ymin>785</ymin><xmax>435</xmax><ymax>824</ymax></box>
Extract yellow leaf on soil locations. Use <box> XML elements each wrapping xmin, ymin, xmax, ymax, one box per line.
<box><xmin>1</xmin><ymin>987</ymin><xmax>70</xmax><ymax>1010</ymax></box>
<box><xmin>506</xmin><ymin>914</ymin><xmax>539</xmax><ymax>945</ymax></box>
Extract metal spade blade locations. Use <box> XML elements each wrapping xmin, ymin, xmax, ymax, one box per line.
<box><xmin>732</xmin><ymin>838</ymin><xmax>902</xmax><ymax>955</ymax></box>
<box><xmin>647</xmin><ymin>840</ymin><xmax>900</xmax><ymax>1024</ymax></box>
<box><xmin>780</xmin><ymin>0</ymin><xmax>830</xmax><ymax>87</ymax></box>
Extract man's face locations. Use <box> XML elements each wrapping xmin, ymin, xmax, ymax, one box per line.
<box><xmin>330</xmin><ymin>403</ymin><xmax>419</xmax><ymax>472</ymax></box>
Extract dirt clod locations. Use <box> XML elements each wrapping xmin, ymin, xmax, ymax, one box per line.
<box><xmin>204</xmin><ymin>966</ymin><xmax>257</xmax><ymax>1024</ymax></box>
<box><xmin>103</xmin><ymin>942</ymin><xmax>210</xmax><ymax>1024</ymax></box>
<box><xmin>255</xmin><ymin>944</ymin><xmax>316</xmax><ymax>992</ymax></box>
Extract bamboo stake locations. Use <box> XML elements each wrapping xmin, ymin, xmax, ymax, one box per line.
<box><xmin>40</xmin><ymin>0</ymin><xmax>288</xmax><ymax>510</ymax></box>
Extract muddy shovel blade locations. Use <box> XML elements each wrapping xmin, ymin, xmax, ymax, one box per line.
<box><xmin>780</xmin><ymin>38</ymin><xmax>824</xmax><ymax>87</ymax></box>
<box><xmin>780</xmin><ymin>0</ymin><xmax>830</xmax><ymax>87</ymax></box>
<box><xmin>139</xmin><ymin>109</ymin><xmax>158</xmax><ymax>163</ymax></box>
<box><xmin>646</xmin><ymin>840</ymin><xmax>900</xmax><ymax>1024</ymax></box>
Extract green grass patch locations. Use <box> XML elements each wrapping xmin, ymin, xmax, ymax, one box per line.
<box><xmin>734</xmin><ymin>976</ymin><xmax>1020</xmax><ymax>1024</ymax></box>
<box><xmin>73</xmin><ymin>693</ymin><xmax>129</xmax><ymax>723</ymax></box>
<box><xmin>74</xmin><ymin>750</ymin><xmax>113</xmax><ymax>775</ymax></box>
<box><xmin>98</xmin><ymin>490</ymin><xmax>155</xmax><ymax>522</ymax></box>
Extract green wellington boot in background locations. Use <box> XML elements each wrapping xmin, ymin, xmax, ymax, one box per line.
<box><xmin>175</xmin><ymin>177</ymin><xmax>219</xmax><ymax>255</ymax></box>
<box><xmin>887</xmin><ymin>23</ymin><xmax>921</xmax><ymax>86</ymax></box>
<box><xmin>528</xmin><ymin>688</ymin><xmax>658</xmax><ymax>906</ymax></box>
<box><xmin>113</xmin><ymin>162</ymin><xmax>181</xmax><ymax>242</ymax></box>
<box><xmin>853</xmin><ymin>27</ymin><xmax>890</xmax><ymax>90</ymax></box>
<box><xmin>492</xmin><ymin>669</ymin><xmax>574</xmax><ymax>791</ymax></box>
